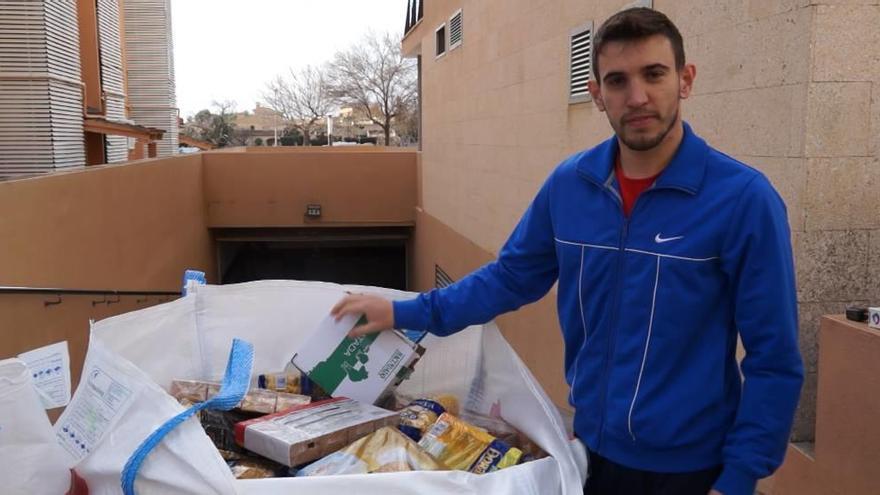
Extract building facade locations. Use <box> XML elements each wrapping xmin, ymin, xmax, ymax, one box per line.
<box><xmin>0</xmin><ymin>0</ymin><xmax>179</xmax><ymax>179</ymax></box>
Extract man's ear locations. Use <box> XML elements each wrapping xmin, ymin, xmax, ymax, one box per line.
<box><xmin>588</xmin><ymin>80</ymin><xmax>605</xmax><ymax>111</ymax></box>
<box><xmin>679</xmin><ymin>64</ymin><xmax>696</xmax><ymax>99</ymax></box>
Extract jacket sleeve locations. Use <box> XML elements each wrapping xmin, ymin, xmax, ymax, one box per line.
<box><xmin>392</xmin><ymin>176</ymin><xmax>559</xmax><ymax>336</ymax></box>
<box><xmin>714</xmin><ymin>174</ymin><xmax>805</xmax><ymax>495</ymax></box>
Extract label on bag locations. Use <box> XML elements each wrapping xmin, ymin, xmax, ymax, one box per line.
<box><xmin>18</xmin><ymin>341</ymin><xmax>71</xmax><ymax>409</ymax></box>
<box><xmin>55</xmin><ymin>343</ymin><xmax>139</xmax><ymax>462</ymax></box>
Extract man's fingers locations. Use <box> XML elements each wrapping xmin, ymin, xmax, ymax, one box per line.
<box><xmin>330</xmin><ymin>298</ymin><xmax>347</xmax><ymax>316</ymax></box>
<box><xmin>348</xmin><ymin>321</ymin><xmax>384</xmax><ymax>338</ymax></box>
<box><xmin>331</xmin><ymin>297</ymin><xmax>360</xmax><ymax>321</ymax></box>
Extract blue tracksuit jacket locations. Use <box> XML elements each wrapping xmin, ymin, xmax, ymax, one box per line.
<box><xmin>393</xmin><ymin>122</ymin><xmax>804</xmax><ymax>495</ymax></box>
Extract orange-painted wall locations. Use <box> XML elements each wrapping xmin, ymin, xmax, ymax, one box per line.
<box><xmin>0</xmin><ymin>154</ymin><xmax>212</xmax><ymax>398</ymax></box>
<box><xmin>203</xmin><ymin>149</ymin><xmax>418</xmax><ymax>228</ymax></box>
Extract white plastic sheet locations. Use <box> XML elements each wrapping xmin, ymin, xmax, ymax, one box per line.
<box><xmin>78</xmin><ymin>280</ymin><xmax>587</xmax><ymax>494</ymax></box>
<box><xmin>0</xmin><ymin>358</ymin><xmax>71</xmax><ymax>495</ymax></box>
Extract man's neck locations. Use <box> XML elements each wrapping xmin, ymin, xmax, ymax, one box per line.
<box><xmin>617</xmin><ymin>120</ymin><xmax>684</xmax><ymax>179</ymax></box>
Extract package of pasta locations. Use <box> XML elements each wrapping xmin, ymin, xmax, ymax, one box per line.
<box><xmin>397</xmin><ymin>394</ymin><xmax>460</xmax><ymax>441</ymax></box>
<box><xmin>296</xmin><ymin>426</ymin><xmax>447</xmax><ymax>477</ymax></box>
<box><xmin>417</xmin><ymin>413</ymin><xmax>523</xmax><ymax>474</ymax></box>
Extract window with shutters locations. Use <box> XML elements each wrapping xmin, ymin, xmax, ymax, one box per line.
<box><xmin>449</xmin><ymin>10</ymin><xmax>463</xmax><ymax>50</ymax></box>
<box><xmin>569</xmin><ymin>22</ymin><xmax>593</xmax><ymax>104</ymax></box>
<box><xmin>625</xmin><ymin>0</ymin><xmax>653</xmax><ymax>8</ymax></box>
<box><xmin>435</xmin><ymin>24</ymin><xmax>447</xmax><ymax>57</ymax></box>
<box><xmin>435</xmin><ymin>265</ymin><xmax>455</xmax><ymax>288</ymax></box>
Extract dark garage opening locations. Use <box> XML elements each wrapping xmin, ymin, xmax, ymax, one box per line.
<box><xmin>215</xmin><ymin>227</ymin><xmax>410</xmax><ymax>290</ymax></box>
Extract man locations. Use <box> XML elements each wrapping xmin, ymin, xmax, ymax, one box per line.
<box><xmin>331</xmin><ymin>8</ymin><xmax>803</xmax><ymax>495</ymax></box>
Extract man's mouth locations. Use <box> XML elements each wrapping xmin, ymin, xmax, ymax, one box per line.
<box><xmin>624</xmin><ymin>114</ymin><xmax>658</xmax><ymax>126</ymax></box>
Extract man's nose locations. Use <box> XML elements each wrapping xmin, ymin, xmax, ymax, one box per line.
<box><xmin>626</xmin><ymin>81</ymin><xmax>649</xmax><ymax>107</ymax></box>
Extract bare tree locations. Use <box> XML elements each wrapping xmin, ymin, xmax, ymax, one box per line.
<box><xmin>183</xmin><ymin>100</ymin><xmax>243</xmax><ymax>147</ymax></box>
<box><xmin>327</xmin><ymin>31</ymin><xmax>417</xmax><ymax>146</ymax></box>
<box><xmin>264</xmin><ymin>65</ymin><xmax>333</xmax><ymax>146</ymax></box>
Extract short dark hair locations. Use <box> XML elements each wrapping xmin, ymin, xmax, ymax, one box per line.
<box><xmin>592</xmin><ymin>8</ymin><xmax>685</xmax><ymax>82</ymax></box>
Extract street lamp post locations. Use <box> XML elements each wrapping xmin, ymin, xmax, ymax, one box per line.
<box><xmin>273</xmin><ymin>88</ymin><xmax>279</xmax><ymax>147</ymax></box>
<box><xmin>326</xmin><ymin>114</ymin><xmax>333</xmax><ymax>146</ymax></box>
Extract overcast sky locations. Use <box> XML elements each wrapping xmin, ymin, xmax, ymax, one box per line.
<box><xmin>171</xmin><ymin>0</ymin><xmax>409</xmax><ymax>118</ymax></box>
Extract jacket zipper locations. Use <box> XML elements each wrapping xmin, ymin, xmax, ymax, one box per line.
<box><xmin>597</xmin><ymin>180</ymin><xmax>652</xmax><ymax>451</ymax></box>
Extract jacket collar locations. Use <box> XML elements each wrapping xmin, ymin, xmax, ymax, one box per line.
<box><xmin>576</xmin><ymin>121</ymin><xmax>709</xmax><ymax>195</ymax></box>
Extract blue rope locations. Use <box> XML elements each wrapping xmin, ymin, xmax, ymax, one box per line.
<box><xmin>121</xmin><ymin>338</ymin><xmax>254</xmax><ymax>494</ymax></box>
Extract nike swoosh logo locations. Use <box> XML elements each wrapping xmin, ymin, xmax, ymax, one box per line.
<box><xmin>655</xmin><ymin>234</ymin><xmax>684</xmax><ymax>244</ymax></box>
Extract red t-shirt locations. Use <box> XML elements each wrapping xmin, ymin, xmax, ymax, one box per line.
<box><xmin>615</xmin><ymin>159</ymin><xmax>659</xmax><ymax>216</ymax></box>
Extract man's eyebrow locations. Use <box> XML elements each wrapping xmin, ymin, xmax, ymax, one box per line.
<box><xmin>642</xmin><ymin>63</ymin><xmax>671</xmax><ymax>72</ymax></box>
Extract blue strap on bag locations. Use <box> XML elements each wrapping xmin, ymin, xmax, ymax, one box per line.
<box><xmin>120</xmin><ymin>338</ymin><xmax>254</xmax><ymax>494</ymax></box>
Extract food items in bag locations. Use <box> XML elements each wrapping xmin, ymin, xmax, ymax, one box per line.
<box><xmin>259</xmin><ymin>369</ymin><xmax>329</xmax><ymax>401</ymax></box>
<box><xmin>296</xmin><ymin>426</ymin><xmax>448</xmax><ymax>477</ymax></box>
<box><xmin>397</xmin><ymin>394</ymin><xmax>460</xmax><ymax>441</ymax></box>
<box><xmin>459</xmin><ymin>410</ymin><xmax>547</xmax><ymax>461</ymax></box>
<box><xmin>171</xmin><ymin>379</ymin><xmax>311</xmax><ymax>414</ymax></box>
<box><xmin>211</xmin><ymin>385</ymin><xmax>277</xmax><ymax>414</ymax></box>
<box><xmin>169</xmin><ymin>379</ymin><xmax>209</xmax><ymax>403</ymax></box>
<box><xmin>219</xmin><ymin>449</ymin><xmax>291</xmax><ymax>479</ymax></box>
<box><xmin>258</xmin><ymin>370</ymin><xmax>302</xmax><ymax>394</ymax></box>
<box><xmin>275</xmin><ymin>391</ymin><xmax>312</xmax><ymax>411</ymax></box>
<box><xmin>199</xmin><ymin>409</ymin><xmax>258</xmax><ymax>454</ymax></box>
<box><xmin>234</xmin><ymin>397</ymin><xmax>399</xmax><ymax>467</ymax></box>
<box><xmin>418</xmin><ymin>413</ymin><xmax>523</xmax><ymax>474</ymax></box>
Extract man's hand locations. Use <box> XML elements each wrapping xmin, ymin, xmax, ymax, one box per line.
<box><xmin>330</xmin><ymin>294</ymin><xmax>394</xmax><ymax>338</ymax></box>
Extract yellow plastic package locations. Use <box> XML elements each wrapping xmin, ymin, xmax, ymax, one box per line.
<box><xmin>296</xmin><ymin>426</ymin><xmax>447</xmax><ymax>477</ymax></box>
<box><xmin>397</xmin><ymin>394</ymin><xmax>460</xmax><ymax>441</ymax></box>
<box><xmin>417</xmin><ymin>412</ymin><xmax>523</xmax><ymax>474</ymax></box>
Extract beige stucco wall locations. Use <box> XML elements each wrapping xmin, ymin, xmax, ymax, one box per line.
<box><xmin>406</xmin><ymin>0</ymin><xmax>880</xmax><ymax>442</ymax></box>
<box><xmin>0</xmin><ymin>154</ymin><xmax>213</xmax><ymax>399</ymax></box>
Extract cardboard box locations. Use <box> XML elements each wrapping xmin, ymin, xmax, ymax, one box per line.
<box><xmin>291</xmin><ymin>314</ymin><xmax>423</xmax><ymax>405</ymax></box>
<box><xmin>234</xmin><ymin>397</ymin><xmax>399</xmax><ymax>467</ymax></box>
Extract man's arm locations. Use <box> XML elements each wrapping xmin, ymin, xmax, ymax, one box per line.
<box><xmin>333</xmin><ymin>176</ymin><xmax>559</xmax><ymax>337</ymax></box>
<box><xmin>713</xmin><ymin>175</ymin><xmax>805</xmax><ymax>495</ymax></box>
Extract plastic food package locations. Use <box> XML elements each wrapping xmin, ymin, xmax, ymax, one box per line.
<box><xmin>219</xmin><ymin>450</ymin><xmax>290</xmax><ymax>480</ymax></box>
<box><xmin>459</xmin><ymin>410</ymin><xmax>548</xmax><ymax>461</ymax></box>
<box><xmin>234</xmin><ymin>397</ymin><xmax>400</xmax><ymax>467</ymax></box>
<box><xmin>296</xmin><ymin>426</ymin><xmax>448</xmax><ymax>477</ymax></box>
<box><xmin>258</xmin><ymin>371</ymin><xmax>302</xmax><ymax>394</ymax></box>
<box><xmin>397</xmin><ymin>394</ymin><xmax>460</xmax><ymax>441</ymax></box>
<box><xmin>170</xmin><ymin>379</ymin><xmax>209</xmax><ymax>403</ymax></box>
<box><xmin>275</xmin><ymin>391</ymin><xmax>312</xmax><ymax>411</ymax></box>
<box><xmin>172</xmin><ymin>379</ymin><xmax>311</xmax><ymax>414</ymax></box>
<box><xmin>418</xmin><ymin>413</ymin><xmax>523</xmax><ymax>474</ymax></box>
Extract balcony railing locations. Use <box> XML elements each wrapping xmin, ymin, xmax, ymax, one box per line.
<box><xmin>404</xmin><ymin>0</ymin><xmax>424</xmax><ymax>36</ymax></box>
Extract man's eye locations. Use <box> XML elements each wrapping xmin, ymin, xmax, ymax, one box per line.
<box><xmin>646</xmin><ymin>71</ymin><xmax>664</xmax><ymax>80</ymax></box>
<box><xmin>606</xmin><ymin>77</ymin><xmax>625</xmax><ymax>87</ymax></box>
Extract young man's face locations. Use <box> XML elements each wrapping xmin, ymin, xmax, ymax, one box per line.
<box><xmin>588</xmin><ymin>34</ymin><xmax>695</xmax><ymax>152</ymax></box>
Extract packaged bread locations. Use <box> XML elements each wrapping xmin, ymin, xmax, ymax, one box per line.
<box><xmin>418</xmin><ymin>412</ymin><xmax>523</xmax><ymax>474</ymax></box>
<box><xmin>397</xmin><ymin>394</ymin><xmax>460</xmax><ymax>441</ymax></box>
<box><xmin>296</xmin><ymin>426</ymin><xmax>447</xmax><ymax>477</ymax></box>
<box><xmin>275</xmin><ymin>391</ymin><xmax>312</xmax><ymax>411</ymax></box>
